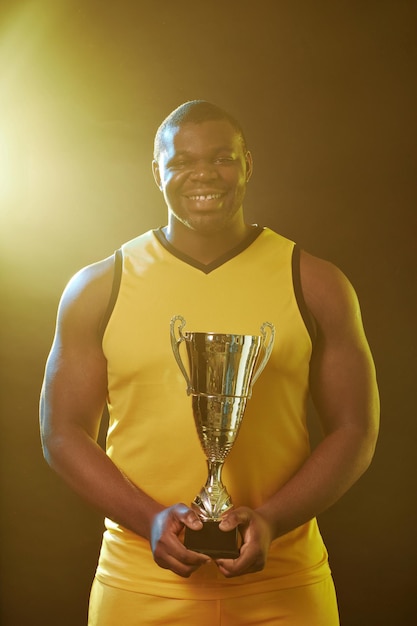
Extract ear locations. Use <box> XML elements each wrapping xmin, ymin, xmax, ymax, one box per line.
<box><xmin>245</xmin><ymin>151</ymin><xmax>253</xmax><ymax>183</ymax></box>
<box><xmin>152</xmin><ymin>160</ymin><xmax>163</xmax><ymax>190</ymax></box>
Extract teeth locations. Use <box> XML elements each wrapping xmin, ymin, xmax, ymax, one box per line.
<box><xmin>188</xmin><ymin>194</ymin><xmax>222</xmax><ymax>201</ymax></box>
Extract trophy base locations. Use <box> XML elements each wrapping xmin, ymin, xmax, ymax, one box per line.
<box><xmin>184</xmin><ymin>521</ymin><xmax>240</xmax><ymax>559</ymax></box>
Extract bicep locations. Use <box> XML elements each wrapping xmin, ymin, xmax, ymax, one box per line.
<box><xmin>41</xmin><ymin>338</ymin><xmax>108</xmax><ymax>442</ymax></box>
<box><xmin>309</xmin><ymin>325</ymin><xmax>379</xmax><ymax>438</ymax></box>
<box><xmin>40</xmin><ymin>261</ymin><xmax>113</xmax><ymax>444</ymax></box>
<box><xmin>302</xmin><ymin>254</ymin><xmax>380</xmax><ymax>437</ymax></box>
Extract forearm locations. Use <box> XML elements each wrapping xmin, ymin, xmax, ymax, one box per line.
<box><xmin>42</xmin><ymin>424</ymin><xmax>163</xmax><ymax>541</ymax></box>
<box><xmin>256</xmin><ymin>424</ymin><xmax>377</xmax><ymax>539</ymax></box>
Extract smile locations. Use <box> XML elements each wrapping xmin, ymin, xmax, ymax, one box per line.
<box><xmin>187</xmin><ymin>193</ymin><xmax>223</xmax><ymax>201</ymax></box>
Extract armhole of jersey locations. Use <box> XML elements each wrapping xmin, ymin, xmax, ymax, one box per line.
<box><xmin>99</xmin><ymin>248</ymin><xmax>123</xmax><ymax>340</ymax></box>
<box><xmin>292</xmin><ymin>245</ymin><xmax>317</xmax><ymax>346</ymax></box>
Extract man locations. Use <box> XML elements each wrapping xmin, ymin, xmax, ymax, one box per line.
<box><xmin>40</xmin><ymin>100</ymin><xmax>379</xmax><ymax>625</ymax></box>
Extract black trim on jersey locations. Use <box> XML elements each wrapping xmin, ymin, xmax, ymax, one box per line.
<box><xmin>97</xmin><ymin>240</ymin><xmax>316</xmax><ymax>344</ymax></box>
<box><xmin>292</xmin><ymin>245</ymin><xmax>317</xmax><ymax>345</ymax></box>
<box><xmin>153</xmin><ymin>225</ymin><xmax>264</xmax><ymax>274</ymax></box>
<box><xmin>99</xmin><ymin>249</ymin><xmax>123</xmax><ymax>340</ymax></box>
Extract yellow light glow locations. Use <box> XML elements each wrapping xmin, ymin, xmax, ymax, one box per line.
<box><xmin>0</xmin><ymin>1</ymin><xmax>61</xmax><ymax>207</ymax></box>
<box><xmin>0</xmin><ymin>129</ymin><xmax>11</xmax><ymax>199</ymax></box>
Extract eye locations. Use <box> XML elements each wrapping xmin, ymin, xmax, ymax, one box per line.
<box><xmin>167</xmin><ymin>155</ymin><xmax>193</xmax><ymax>170</ymax></box>
<box><xmin>170</xmin><ymin>159</ymin><xmax>188</xmax><ymax>169</ymax></box>
<box><xmin>213</xmin><ymin>156</ymin><xmax>234</xmax><ymax>164</ymax></box>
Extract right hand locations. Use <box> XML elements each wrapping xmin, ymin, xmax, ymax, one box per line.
<box><xmin>150</xmin><ymin>503</ymin><xmax>211</xmax><ymax>577</ymax></box>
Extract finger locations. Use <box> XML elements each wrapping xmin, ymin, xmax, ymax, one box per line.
<box><xmin>218</xmin><ymin>507</ymin><xmax>250</xmax><ymax>530</ymax></box>
<box><xmin>215</xmin><ymin>555</ymin><xmax>248</xmax><ymax>578</ymax></box>
<box><xmin>152</xmin><ymin>504</ymin><xmax>199</xmax><ymax>546</ymax></box>
<box><xmin>215</xmin><ymin>542</ymin><xmax>266</xmax><ymax>578</ymax></box>
<box><xmin>215</xmin><ymin>557</ymin><xmax>262</xmax><ymax>578</ymax></box>
<box><xmin>154</xmin><ymin>540</ymin><xmax>211</xmax><ymax>577</ymax></box>
<box><xmin>166</xmin><ymin>503</ymin><xmax>204</xmax><ymax>533</ymax></box>
<box><xmin>181</xmin><ymin>509</ymin><xmax>204</xmax><ymax>531</ymax></box>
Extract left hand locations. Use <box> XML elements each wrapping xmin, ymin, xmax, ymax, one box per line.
<box><xmin>150</xmin><ymin>503</ymin><xmax>210</xmax><ymax>577</ymax></box>
<box><xmin>215</xmin><ymin>506</ymin><xmax>272</xmax><ymax>578</ymax></box>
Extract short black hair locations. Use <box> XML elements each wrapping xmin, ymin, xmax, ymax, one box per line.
<box><xmin>153</xmin><ymin>100</ymin><xmax>247</xmax><ymax>160</ymax></box>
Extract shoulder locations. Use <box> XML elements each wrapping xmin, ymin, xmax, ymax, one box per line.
<box><xmin>299</xmin><ymin>250</ymin><xmax>364</xmax><ymax>337</ymax></box>
<box><xmin>57</xmin><ymin>255</ymin><xmax>116</xmax><ymax>341</ymax></box>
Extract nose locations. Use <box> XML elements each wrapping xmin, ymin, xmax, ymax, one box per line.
<box><xmin>189</xmin><ymin>160</ymin><xmax>218</xmax><ymax>181</ymax></box>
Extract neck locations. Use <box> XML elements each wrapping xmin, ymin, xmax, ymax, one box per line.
<box><xmin>162</xmin><ymin>219</ymin><xmax>253</xmax><ymax>265</ymax></box>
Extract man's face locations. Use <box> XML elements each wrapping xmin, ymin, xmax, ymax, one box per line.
<box><xmin>153</xmin><ymin>120</ymin><xmax>252</xmax><ymax>235</ymax></box>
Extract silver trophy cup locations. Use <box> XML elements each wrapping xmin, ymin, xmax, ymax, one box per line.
<box><xmin>170</xmin><ymin>315</ymin><xmax>275</xmax><ymax>558</ymax></box>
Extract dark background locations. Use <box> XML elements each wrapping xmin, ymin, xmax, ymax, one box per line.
<box><xmin>0</xmin><ymin>1</ymin><xmax>416</xmax><ymax>624</ymax></box>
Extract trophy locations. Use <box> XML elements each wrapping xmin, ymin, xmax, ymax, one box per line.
<box><xmin>170</xmin><ymin>315</ymin><xmax>275</xmax><ymax>558</ymax></box>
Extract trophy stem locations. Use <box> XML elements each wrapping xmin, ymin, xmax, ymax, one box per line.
<box><xmin>193</xmin><ymin>459</ymin><xmax>232</xmax><ymax>521</ymax></box>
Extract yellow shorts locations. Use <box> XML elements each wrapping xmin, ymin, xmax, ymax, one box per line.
<box><xmin>88</xmin><ymin>576</ymin><xmax>339</xmax><ymax>626</ymax></box>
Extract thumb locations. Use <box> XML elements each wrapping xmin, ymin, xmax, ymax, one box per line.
<box><xmin>219</xmin><ymin>507</ymin><xmax>251</xmax><ymax>530</ymax></box>
<box><xmin>182</xmin><ymin>508</ymin><xmax>203</xmax><ymax>530</ymax></box>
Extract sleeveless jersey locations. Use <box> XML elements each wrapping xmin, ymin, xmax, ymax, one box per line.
<box><xmin>96</xmin><ymin>226</ymin><xmax>330</xmax><ymax>599</ymax></box>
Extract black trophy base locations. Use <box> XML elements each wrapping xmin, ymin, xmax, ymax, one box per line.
<box><xmin>184</xmin><ymin>520</ymin><xmax>240</xmax><ymax>559</ymax></box>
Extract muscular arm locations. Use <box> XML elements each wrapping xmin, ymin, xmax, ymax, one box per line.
<box><xmin>217</xmin><ymin>251</ymin><xmax>380</xmax><ymax>576</ymax></box>
<box><xmin>40</xmin><ymin>257</ymin><xmax>208</xmax><ymax>576</ymax></box>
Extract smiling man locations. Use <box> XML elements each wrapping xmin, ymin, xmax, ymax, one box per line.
<box><xmin>153</xmin><ymin>115</ymin><xmax>252</xmax><ymax>249</ymax></box>
<box><xmin>40</xmin><ymin>100</ymin><xmax>379</xmax><ymax>625</ymax></box>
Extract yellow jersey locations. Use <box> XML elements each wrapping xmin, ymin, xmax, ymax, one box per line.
<box><xmin>97</xmin><ymin>226</ymin><xmax>330</xmax><ymax>599</ymax></box>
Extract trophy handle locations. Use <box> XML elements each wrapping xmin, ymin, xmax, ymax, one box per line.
<box><xmin>249</xmin><ymin>322</ymin><xmax>275</xmax><ymax>393</ymax></box>
<box><xmin>170</xmin><ymin>315</ymin><xmax>193</xmax><ymax>395</ymax></box>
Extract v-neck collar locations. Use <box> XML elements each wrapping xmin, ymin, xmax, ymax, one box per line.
<box><xmin>153</xmin><ymin>225</ymin><xmax>264</xmax><ymax>274</ymax></box>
